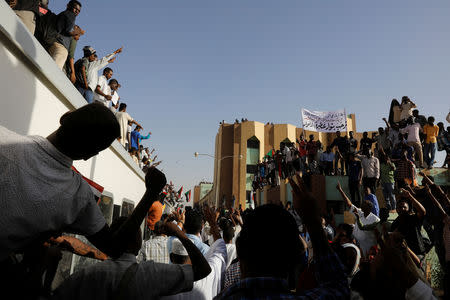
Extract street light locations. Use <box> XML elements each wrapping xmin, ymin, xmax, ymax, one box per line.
<box><xmin>194</xmin><ymin>152</ymin><xmax>243</xmax><ymax>160</ymax></box>
<box><xmin>194</xmin><ymin>152</ymin><xmax>243</xmax><ymax>207</ymax></box>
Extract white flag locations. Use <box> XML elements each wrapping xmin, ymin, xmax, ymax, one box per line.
<box><xmin>301</xmin><ymin>109</ymin><xmax>347</xmax><ymax>133</ymax></box>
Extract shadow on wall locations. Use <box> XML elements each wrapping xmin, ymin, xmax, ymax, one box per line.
<box><xmin>0</xmin><ymin>10</ymin><xmax>37</xmax><ymax>135</ymax></box>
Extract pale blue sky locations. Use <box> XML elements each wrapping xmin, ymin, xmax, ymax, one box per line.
<box><xmin>50</xmin><ymin>1</ymin><xmax>450</xmax><ymax>194</ymax></box>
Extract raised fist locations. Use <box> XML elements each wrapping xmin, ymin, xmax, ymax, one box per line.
<box><xmin>145</xmin><ymin>167</ymin><xmax>167</xmax><ymax>194</ymax></box>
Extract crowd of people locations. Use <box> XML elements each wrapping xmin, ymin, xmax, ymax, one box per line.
<box><xmin>252</xmin><ymin>97</ymin><xmax>450</xmax><ymax>209</ymax></box>
<box><xmin>6</xmin><ymin>0</ymin><xmax>162</xmax><ymax>171</ymax></box>
<box><xmin>0</xmin><ymin>102</ymin><xmax>448</xmax><ymax>299</ymax></box>
<box><xmin>3</xmin><ymin>2</ymin><xmax>450</xmax><ymax>299</ymax></box>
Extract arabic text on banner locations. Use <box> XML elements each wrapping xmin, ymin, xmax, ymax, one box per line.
<box><xmin>301</xmin><ymin>109</ymin><xmax>347</xmax><ymax>133</ymax></box>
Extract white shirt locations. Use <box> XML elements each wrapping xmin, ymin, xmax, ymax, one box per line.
<box><xmin>358</xmin><ymin>155</ymin><xmax>380</xmax><ymax>179</ymax></box>
<box><xmin>110</xmin><ymin>90</ymin><xmax>120</xmax><ymax>112</ymax></box>
<box><xmin>86</xmin><ymin>53</ymin><xmax>116</xmax><ymax>92</ymax></box>
<box><xmin>283</xmin><ymin>147</ymin><xmax>292</xmax><ymax>162</ymax></box>
<box><xmin>226</xmin><ymin>243</ymin><xmax>237</xmax><ymax>269</ymax></box>
<box><xmin>115</xmin><ymin>111</ymin><xmax>133</xmax><ymax>147</ymax></box>
<box><xmin>0</xmin><ymin>126</ymin><xmax>106</xmax><ymax>260</ymax></box>
<box><xmin>400</xmin><ymin>102</ymin><xmax>415</xmax><ymax>120</ymax></box>
<box><xmin>400</xmin><ymin>123</ymin><xmax>421</xmax><ymax>143</ymax></box>
<box><xmin>93</xmin><ymin>75</ymin><xmax>110</xmax><ymax>105</ymax></box>
<box><xmin>53</xmin><ymin>253</ymin><xmax>194</xmax><ymax>300</ymax></box>
<box><xmin>162</xmin><ymin>239</ymin><xmax>227</xmax><ymax>300</ymax></box>
<box><xmin>349</xmin><ymin>204</ymin><xmax>380</xmax><ymax>258</ymax></box>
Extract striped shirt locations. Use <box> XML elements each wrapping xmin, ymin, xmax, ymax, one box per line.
<box><xmin>137</xmin><ymin>235</ymin><xmax>169</xmax><ymax>264</ymax></box>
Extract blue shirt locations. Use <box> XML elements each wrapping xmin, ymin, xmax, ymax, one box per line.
<box><xmin>130</xmin><ymin>130</ymin><xmax>141</xmax><ymax>150</ymax></box>
<box><xmin>167</xmin><ymin>234</ymin><xmax>210</xmax><ymax>257</ymax></box>
<box><xmin>364</xmin><ymin>193</ymin><xmax>380</xmax><ymax>216</ymax></box>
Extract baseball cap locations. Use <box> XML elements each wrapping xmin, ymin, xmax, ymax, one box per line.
<box><xmin>83</xmin><ymin>46</ymin><xmax>96</xmax><ymax>57</ymax></box>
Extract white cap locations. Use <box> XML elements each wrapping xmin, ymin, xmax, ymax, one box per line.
<box><xmin>171</xmin><ymin>238</ymin><xmax>188</xmax><ymax>256</ymax></box>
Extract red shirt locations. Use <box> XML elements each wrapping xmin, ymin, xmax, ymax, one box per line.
<box><xmin>298</xmin><ymin>141</ymin><xmax>307</xmax><ymax>157</ymax></box>
<box><xmin>306</xmin><ymin>140</ymin><xmax>319</xmax><ymax>155</ymax></box>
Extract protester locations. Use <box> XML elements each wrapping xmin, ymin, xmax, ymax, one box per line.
<box><xmin>63</xmin><ymin>26</ymin><xmax>85</xmax><ymax>83</ymax></box>
<box><xmin>320</xmin><ymin>146</ymin><xmax>335</xmax><ymax>176</ymax></box>
<box><xmin>374</xmin><ymin>127</ymin><xmax>391</xmax><ymax>156</ymax></box>
<box><xmin>162</xmin><ymin>206</ymin><xmax>227</xmax><ymax>300</ymax></box>
<box><xmin>217</xmin><ymin>176</ymin><xmax>350</xmax><ymax>299</ymax></box>
<box><xmin>330</xmin><ymin>131</ymin><xmax>349</xmax><ymax>175</ymax></box>
<box><xmin>336</xmin><ymin>182</ymin><xmax>380</xmax><ymax>258</ymax></box>
<box><xmin>400</xmin><ymin>96</ymin><xmax>417</xmax><ymax>123</ymax></box>
<box><xmin>306</xmin><ymin>134</ymin><xmax>320</xmax><ymax>165</ymax></box>
<box><xmin>400</xmin><ymin>118</ymin><xmax>423</xmax><ymax>168</ymax></box>
<box><xmin>394</xmin><ymin>149</ymin><xmax>416</xmax><ymax>189</ymax></box>
<box><xmin>379</xmin><ymin>153</ymin><xmax>397</xmax><ymax>210</ymax></box>
<box><xmin>413</xmin><ymin>109</ymin><xmax>427</xmax><ymax>128</ymax></box>
<box><xmin>348</xmin><ymin>131</ymin><xmax>358</xmax><ymax>154</ymax></box>
<box><xmin>108</xmin><ymin>78</ymin><xmax>120</xmax><ymax>112</ymax></box>
<box><xmin>49</xmin><ymin>1</ymin><xmax>82</xmax><ymax>69</ymax></box>
<box><xmin>137</xmin><ymin>220</ymin><xmax>169</xmax><ymax>264</ymax></box>
<box><xmin>0</xmin><ymin>103</ymin><xmax>169</xmax><ymax>297</ymax></box>
<box><xmin>52</xmin><ymin>218</ymin><xmax>211</xmax><ymax>300</ymax></box>
<box><xmin>359</xmin><ymin>132</ymin><xmax>374</xmax><ymax>154</ymax></box>
<box><xmin>357</xmin><ymin>150</ymin><xmax>380</xmax><ymax>196</ymax></box>
<box><xmin>391</xmin><ymin>188</ymin><xmax>428</xmax><ymax>265</ymax></box>
<box><xmin>219</xmin><ymin>219</ymin><xmax>237</xmax><ymax>269</ymax></box>
<box><xmin>11</xmin><ymin>0</ymin><xmax>39</xmax><ymax>34</ymax></box>
<box><xmin>115</xmin><ymin>103</ymin><xmax>142</xmax><ymax>148</ymax></box>
<box><xmin>83</xmin><ymin>47</ymin><xmax>123</xmax><ymax>103</ymax></box>
<box><xmin>347</xmin><ymin>153</ymin><xmax>363</xmax><ymax>205</ymax></box>
<box><xmin>296</xmin><ymin>134</ymin><xmax>308</xmax><ymax>173</ymax></box>
<box><xmin>363</xmin><ymin>187</ymin><xmax>380</xmax><ymax>217</ymax></box>
<box><xmin>93</xmin><ymin>67</ymin><xmax>113</xmax><ymax>106</ymax></box>
<box><xmin>423</xmin><ymin>116</ymin><xmax>439</xmax><ymax>169</ymax></box>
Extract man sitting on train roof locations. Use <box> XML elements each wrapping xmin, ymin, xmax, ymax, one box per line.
<box><xmin>0</xmin><ymin>102</ymin><xmax>167</xmax><ymax>263</ymax></box>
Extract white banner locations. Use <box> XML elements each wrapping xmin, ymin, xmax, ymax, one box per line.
<box><xmin>301</xmin><ymin>109</ymin><xmax>347</xmax><ymax>132</ymax></box>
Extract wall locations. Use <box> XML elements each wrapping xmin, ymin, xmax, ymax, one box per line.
<box><xmin>0</xmin><ymin>3</ymin><xmax>145</xmax><ymax>206</ymax></box>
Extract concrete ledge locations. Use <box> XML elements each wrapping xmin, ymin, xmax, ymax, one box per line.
<box><xmin>0</xmin><ymin>1</ymin><xmax>144</xmax><ymax>181</ymax></box>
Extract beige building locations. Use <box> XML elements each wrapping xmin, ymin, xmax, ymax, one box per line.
<box><xmin>193</xmin><ymin>182</ymin><xmax>213</xmax><ymax>205</ymax></box>
<box><xmin>199</xmin><ymin>114</ymin><xmax>373</xmax><ymax>209</ymax></box>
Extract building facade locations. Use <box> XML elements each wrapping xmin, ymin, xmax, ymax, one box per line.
<box><xmin>200</xmin><ymin>114</ymin><xmax>369</xmax><ymax>209</ymax></box>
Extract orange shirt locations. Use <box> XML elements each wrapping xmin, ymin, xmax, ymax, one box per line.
<box><xmin>146</xmin><ymin>201</ymin><xmax>164</xmax><ymax>230</ymax></box>
<box><xmin>423</xmin><ymin>124</ymin><xmax>439</xmax><ymax>144</ymax></box>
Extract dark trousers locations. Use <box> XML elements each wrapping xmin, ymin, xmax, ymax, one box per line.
<box><xmin>362</xmin><ymin>177</ymin><xmax>377</xmax><ymax>195</ymax></box>
<box><xmin>348</xmin><ymin>180</ymin><xmax>361</xmax><ymax>205</ymax></box>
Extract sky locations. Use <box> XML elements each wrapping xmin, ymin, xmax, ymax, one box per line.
<box><xmin>50</xmin><ymin>0</ymin><xmax>450</xmax><ymax>195</ymax></box>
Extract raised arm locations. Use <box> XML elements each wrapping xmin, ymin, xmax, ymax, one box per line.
<box><xmin>140</xmin><ymin>132</ymin><xmax>151</xmax><ymax>140</ymax></box>
<box><xmin>87</xmin><ymin>168</ymin><xmax>166</xmax><ymax>257</ymax></box>
<box><xmin>382</xmin><ymin>117</ymin><xmax>391</xmax><ymax>129</ymax></box>
<box><xmin>421</xmin><ymin>172</ymin><xmax>450</xmax><ymax>207</ymax></box>
<box><xmin>203</xmin><ymin>206</ymin><xmax>221</xmax><ymax>242</ymax></box>
<box><xmin>289</xmin><ymin>175</ymin><xmax>349</xmax><ymax>297</ymax></box>
<box><xmin>336</xmin><ymin>181</ymin><xmax>353</xmax><ymax>209</ymax></box>
<box><xmin>400</xmin><ymin>188</ymin><xmax>426</xmax><ymax>219</ymax></box>
<box><xmin>424</xmin><ymin>185</ymin><xmax>447</xmax><ymax>220</ymax></box>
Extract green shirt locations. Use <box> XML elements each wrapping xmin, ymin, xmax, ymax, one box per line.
<box><xmin>380</xmin><ymin>162</ymin><xmax>395</xmax><ymax>184</ymax></box>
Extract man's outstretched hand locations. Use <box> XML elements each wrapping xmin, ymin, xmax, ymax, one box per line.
<box><xmin>145</xmin><ymin>167</ymin><xmax>167</xmax><ymax>194</ymax></box>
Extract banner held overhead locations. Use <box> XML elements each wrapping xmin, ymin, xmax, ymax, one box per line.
<box><xmin>301</xmin><ymin>109</ymin><xmax>347</xmax><ymax>133</ymax></box>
